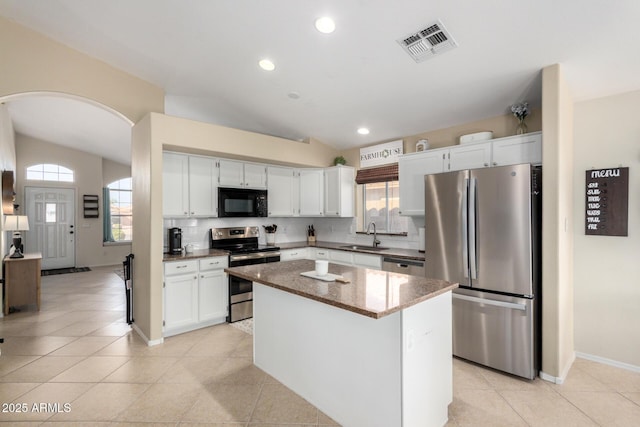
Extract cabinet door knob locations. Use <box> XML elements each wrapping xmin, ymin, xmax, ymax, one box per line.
<box><xmin>484</xmin><ymin>163</ymin><xmax>489</xmax><ymax>167</ymax></box>
<box><xmin>492</xmin><ymin>162</ymin><xmax>497</xmax><ymax>166</ymax></box>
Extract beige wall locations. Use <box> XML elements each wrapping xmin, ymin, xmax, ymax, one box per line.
<box><xmin>0</xmin><ymin>16</ymin><xmax>164</xmax><ymax>123</ymax></box>
<box><xmin>0</xmin><ymin>104</ymin><xmax>17</xmax><ymax>299</ymax></box>
<box><xmin>573</xmin><ymin>90</ymin><xmax>640</xmax><ymax>367</ymax></box>
<box><xmin>16</xmin><ymin>135</ymin><xmax>131</xmax><ymax>267</ymax></box>
<box><xmin>102</xmin><ymin>158</ymin><xmax>131</xmax><ymax>186</ymax></box>
<box><xmin>158</xmin><ymin>114</ymin><xmax>339</xmax><ymax>167</ymax></box>
<box><xmin>131</xmin><ymin>114</ymin><xmax>163</xmax><ymax>342</ymax></box>
<box><xmin>541</xmin><ymin>64</ymin><xmax>575</xmax><ymax>381</ymax></box>
<box><xmin>341</xmin><ymin>110</ymin><xmax>542</xmax><ymax>168</ymax></box>
<box><xmin>132</xmin><ymin>112</ymin><xmax>340</xmax><ymax>342</ymax></box>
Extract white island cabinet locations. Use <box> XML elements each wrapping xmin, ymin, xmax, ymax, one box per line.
<box><xmin>227</xmin><ymin>260</ymin><xmax>456</xmax><ymax>427</ymax></box>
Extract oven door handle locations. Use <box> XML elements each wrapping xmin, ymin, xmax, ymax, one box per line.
<box><xmin>230</xmin><ymin>251</ymin><xmax>281</xmax><ymax>262</ymax></box>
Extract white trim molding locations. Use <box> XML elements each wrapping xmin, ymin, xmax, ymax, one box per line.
<box><xmin>132</xmin><ymin>323</ymin><xmax>164</xmax><ymax>346</ymax></box>
<box><xmin>576</xmin><ymin>352</ymin><xmax>640</xmax><ymax>373</ymax></box>
<box><xmin>539</xmin><ymin>352</ymin><xmax>576</xmax><ymax>384</ymax></box>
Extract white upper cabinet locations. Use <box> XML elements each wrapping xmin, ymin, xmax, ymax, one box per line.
<box><xmin>163</xmin><ymin>153</ymin><xmax>218</xmax><ymax>218</ymax></box>
<box><xmin>218</xmin><ymin>159</ymin><xmax>244</xmax><ymax>187</ymax></box>
<box><xmin>299</xmin><ymin>169</ymin><xmax>324</xmax><ymax>216</ymax></box>
<box><xmin>447</xmin><ymin>142</ymin><xmax>492</xmax><ymax>171</ymax></box>
<box><xmin>398</xmin><ymin>132</ymin><xmax>542</xmax><ymax>216</ymax></box>
<box><xmin>218</xmin><ymin>159</ymin><xmax>267</xmax><ymax>189</ymax></box>
<box><xmin>267</xmin><ymin>166</ymin><xmax>296</xmax><ymax>216</ymax></box>
<box><xmin>398</xmin><ymin>150</ymin><xmax>444</xmax><ymax>216</ymax></box>
<box><xmin>163</xmin><ymin>152</ymin><xmax>190</xmax><ymax>217</ymax></box>
<box><xmin>244</xmin><ymin>162</ymin><xmax>268</xmax><ymax>189</ymax></box>
<box><xmin>491</xmin><ymin>132</ymin><xmax>542</xmax><ymax>166</ymax></box>
<box><xmin>324</xmin><ymin>166</ymin><xmax>355</xmax><ymax>217</ymax></box>
<box><xmin>188</xmin><ymin>156</ymin><xmax>218</xmax><ymax>217</ymax></box>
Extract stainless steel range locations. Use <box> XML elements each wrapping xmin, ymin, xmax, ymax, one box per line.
<box><xmin>209</xmin><ymin>226</ymin><xmax>280</xmax><ymax>322</ymax></box>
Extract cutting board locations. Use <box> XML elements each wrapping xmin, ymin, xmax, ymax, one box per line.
<box><xmin>300</xmin><ymin>271</ymin><xmax>347</xmax><ymax>282</ymax></box>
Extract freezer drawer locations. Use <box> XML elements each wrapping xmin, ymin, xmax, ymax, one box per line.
<box><xmin>452</xmin><ymin>289</ymin><xmax>537</xmax><ymax>379</ymax></box>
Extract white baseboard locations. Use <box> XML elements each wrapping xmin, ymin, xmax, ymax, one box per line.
<box><xmin>132</xmin><ymin>323</ymin><xmax>164</xmax><ymax>346</ymax></box>
<box><xmin>576</xmin><ymin>351</ymin><xmax>640</xmax><ymax>373</ymax></box>
<box><xmin>539</xmin><ymin>352</ymin><xmax>576</xmax><ymax>384</ymax></box>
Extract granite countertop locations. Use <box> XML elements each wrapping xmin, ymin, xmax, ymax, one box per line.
<box><xmin>163</xmin><ymin>248</ymin><xmax>229</xmax><ymax>262</ymax></box>
<box><xmin>225</xmin><ymin>259</ymin><xmax>456</xmax><ymax>319</ymax></box>
<box><xmin>278</xmin><ymin>241</ymin><xmax>425</xmax><ymax>261</ymax></box>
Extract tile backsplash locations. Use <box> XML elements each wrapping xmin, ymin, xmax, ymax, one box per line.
<box><xmin>163</xmin><ymin>216</ymin><xmax>425</xmax><ymax>252</ymax></box>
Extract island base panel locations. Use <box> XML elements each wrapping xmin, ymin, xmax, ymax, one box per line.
<box><xmin>253</xmin><ymin>283</ymin><xmax>452</xmax><ymax>427</ymax></box>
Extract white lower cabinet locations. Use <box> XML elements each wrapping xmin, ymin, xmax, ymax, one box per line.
<box><xmin>329</xmin><ymin>249</ymin><xmax>353</xmax><ymax>266</ymax></box>
<box><xmin>164</xmin><ymin>256</ymin><xmax>228</xmax><ymax>337</ymax></box>
<box><xmin>281</xmin><ymin>246</ymin><xmax>383</xmax><ymax>270</ymax></box>
<box><xmin>353</xmin><ymin>253</ymin><xmax>382</xmax><ymax>269</ymax></box>
<box><xmin>164</xmin><ymin>269</ymin><xmax>198</xmax><ymax>332</ymax></box>
<box><xmin>313</xmin><ymin>248</ymin><xmax>330</xmax><ymax>260</ymax></box>
<box><xmin>280</xmin><ymin>248</ymin><xmax>310</xmax><ymax>261</ymax></box>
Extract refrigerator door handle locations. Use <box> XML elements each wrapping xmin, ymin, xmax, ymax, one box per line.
<box><xmin>462</xmin><ymin>178</ymin><xmax>469</xmax><ymax>278</ymax></box>
<box><xmin>453</xmin><ymin>293</ymin><xmax>527</xmax><ymax>311</ymax></box>
<box><xmin>469</xmin><ymin>178</ymin><xmax>478</xmax><ymax>280</ymax></box>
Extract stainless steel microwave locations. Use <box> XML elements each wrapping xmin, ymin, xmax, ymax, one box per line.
<box><xmin>218</xmin><ymin>187</ymin><xmax>268</xmax><ymax>217</ymax></box>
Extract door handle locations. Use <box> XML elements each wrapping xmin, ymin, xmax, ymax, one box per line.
<box><xmin>69</xmin><ymin>231</ymin><xmax>74</xmax><ymax>234</ymax></box>
<box><xmin>453</xmin><ymin>293</ymin><xmax>527</xmax><ymax>311</ymax></box>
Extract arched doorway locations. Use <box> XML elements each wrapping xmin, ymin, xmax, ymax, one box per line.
<box><xmin>1</xmin><ymin>91</ymin><xmax>133</xmax><ymax>268</ymax></box>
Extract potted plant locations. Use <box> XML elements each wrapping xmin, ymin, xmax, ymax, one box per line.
<box><xmin>333</xmin><ymin>156</ymin><xmax>347</xmax><ymax>166</ymax></box>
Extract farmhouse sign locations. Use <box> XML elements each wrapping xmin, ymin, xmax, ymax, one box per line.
<box><xmin>359</xmin><ymin>140</ymin><xmax>403</xmax><ymax>168</ymax></box>
<box><xmin>585</xmin><ymin>167</ymin><xmax>628</xmax><ymax>236</ymax></box>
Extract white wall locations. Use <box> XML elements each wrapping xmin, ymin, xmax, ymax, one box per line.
<box><xmin>15</xmin><ymin>134</ymin><xmax>132</xmax><ymax>267</ymax></box>
<box><xmin>573</xmin><ymin>90</ymin><xmax>640</xmax><ymax>368</ymax></box>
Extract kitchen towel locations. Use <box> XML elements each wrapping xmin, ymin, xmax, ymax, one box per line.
<box><xmin>418</xmin><ymin>227</ymin><xmax>425</xmax><ymax>252</ymax></box>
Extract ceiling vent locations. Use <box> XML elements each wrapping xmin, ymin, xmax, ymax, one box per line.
<box><xmin>397</xmin><ymin>20</ymin><xmax>458</xmax><ymax>63</ymax></box>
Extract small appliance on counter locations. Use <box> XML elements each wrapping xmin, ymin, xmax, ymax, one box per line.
<box><xmin>168</xmin><ymin>227</ymin><xmax>182</xmax><ymax>254</ymax></box>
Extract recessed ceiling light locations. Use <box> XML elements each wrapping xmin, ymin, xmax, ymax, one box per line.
<box><xmin>315</xmin><ymin>17</ymin><xmax>336</xmax><ymax>34</ymax></box>
<box><xmin>357</xmin><ymin>127</ymin><xmax>370</xmax><ymax>135</ymax></box>
<box><xmin>259</xmin><ymin>59</ymin><xmax>275</xmax><ymax>71</ymax></box>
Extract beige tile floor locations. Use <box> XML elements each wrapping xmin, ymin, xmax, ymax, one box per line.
<box><xmin>0</xmin><ymin>265</ymin><xmax>638</xmax><ymax>426</ymax></box>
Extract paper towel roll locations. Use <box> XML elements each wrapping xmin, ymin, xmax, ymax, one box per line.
<box><xmin>418</xmin><ymin>227</ymin><xmax>425</xmax><ymax>252</ymax></box>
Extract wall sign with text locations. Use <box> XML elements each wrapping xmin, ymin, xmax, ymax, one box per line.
<box><xmin>585</xmin><ymin>167</ymin><xmax>628</xmax><ymax>236</ymax></box>
<box><xmin>359</xmin><ymin>140</ymin><xmax>403</xmax><ymax>168</ymax></box>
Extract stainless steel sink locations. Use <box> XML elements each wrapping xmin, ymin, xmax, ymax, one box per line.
<box><xmin>339</xmin><ymin>245</ymin><xmax>389</xmax><ymax>252</ymax></box>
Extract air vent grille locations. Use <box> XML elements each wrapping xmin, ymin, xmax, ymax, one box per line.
<box><xmin>397</xmin><ymin>19</ymin><xmax>458</xmax><ymax>63</ymax></box>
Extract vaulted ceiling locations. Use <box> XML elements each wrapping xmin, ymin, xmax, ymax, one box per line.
<box><xmin>2</xmin><ymin>0</ymin><xmax>639</xmax><ymax>164</ymax></box>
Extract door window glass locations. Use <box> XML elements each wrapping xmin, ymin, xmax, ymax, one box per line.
<box><xmin>45</xmin><ymin>203</ymin><xmax>56</xmax><ymax>223</ymax></box>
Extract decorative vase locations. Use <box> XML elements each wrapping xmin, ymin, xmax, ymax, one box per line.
<box><xmin>516</xmin><ymin>118</ymin><xmax>528</xmax><ymax>135</ymax></box>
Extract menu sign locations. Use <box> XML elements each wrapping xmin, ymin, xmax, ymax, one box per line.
<box><xmin>585</xmin><ymin>167</ymin><xmax>628</xmax><ymax>236</ymax></box>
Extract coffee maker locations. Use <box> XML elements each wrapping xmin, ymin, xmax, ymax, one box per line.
<box><xmin>168</xmin><ymin>227</ymin><xmax>182</xmax><ymax>254</ymax></box>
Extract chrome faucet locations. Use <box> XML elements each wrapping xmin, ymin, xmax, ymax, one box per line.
<box><xmin>366</xmin><ymin>222</ymin><xmax>381</xmax><ymax>248</ymax></box>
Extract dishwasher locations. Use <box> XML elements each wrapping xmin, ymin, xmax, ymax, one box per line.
<box><xmin>382</xmin><ymin>257</ymin><xmax>425</xmax><ymax>276</ymax></box>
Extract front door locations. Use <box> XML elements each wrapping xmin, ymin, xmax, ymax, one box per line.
<box><xmin>25</xmin><ymin>187</ymin><xmax>75</xmax><ymax>269</ymax></box>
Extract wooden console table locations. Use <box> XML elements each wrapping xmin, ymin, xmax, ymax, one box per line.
<box><xmin>3</xmin><ymin>253</ymin><xmax>42</xmax><ymax>315</ymax></box>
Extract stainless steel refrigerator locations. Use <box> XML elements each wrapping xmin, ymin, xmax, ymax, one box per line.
<box><xmin>424</xmin><ymin>163</ymin><xmax>542</xmax><ymax>379</ymax></box>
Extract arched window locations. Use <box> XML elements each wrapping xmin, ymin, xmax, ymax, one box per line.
<box><xmin>26</xmin><ymin>164</ymin><xmax>74</xmax><ymax>182</ymax></box>
<box><xmin>104</xmin><ymin>178</ymin><xmax>132</xmax><ymax>242</ymax></box>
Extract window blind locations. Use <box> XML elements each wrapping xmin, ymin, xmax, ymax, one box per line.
<box><xmin>355</xmin><ymin>164</ymin><xmax>399</xmax><ymax>184</ymax></box>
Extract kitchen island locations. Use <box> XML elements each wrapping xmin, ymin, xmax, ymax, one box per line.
<box><xmin>226</xmin><ymin>259</ymin><xmax>458</xmax><ymax>427</ymax></box>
